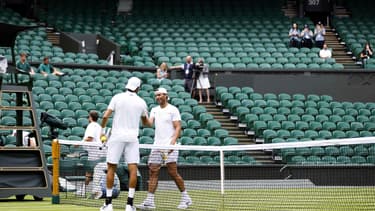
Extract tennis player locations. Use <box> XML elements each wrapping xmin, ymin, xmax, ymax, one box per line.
<box><xmin>137</xmin><ymin>87</ymin><xmax>192</xmax><ymax>210</ymax></box>
<box><xmin>100</xmin><ymin>77</ymin><xmax>149</xmax><ymax>211</ymax></box>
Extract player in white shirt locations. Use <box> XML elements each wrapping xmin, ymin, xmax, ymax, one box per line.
<box><xmin>137</xmin><ymin>88</ymin><xmax>192</xmax><ymax>210</ymax></box>
<box><xmin>81</xmin><ymin>111</ymin><xmax>105</xmax><ymax>194</ymax></box>
<box><xmin>100</xmin><ymin>77</ymin><xmax>149</xmax><ymax>211</ymax></box>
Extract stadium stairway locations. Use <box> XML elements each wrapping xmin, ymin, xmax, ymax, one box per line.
<box><xmin>282</xmin><ymin>0</ymin><xmax>298</xmax><ymax>18</ymax></box>
<box><xmin>46</xmin><ymin>28</ymin><xmax>60</xmax><ymax>46</ymax></box>
<box><xmin>325</xmin><ymin>26</ymin><xmax>361</xmax><ymax>69</ymax></box>
<box><xmin>203</xmin><ymin>103</ymin><xmax>274</xmax><ymax>164</ymax></box>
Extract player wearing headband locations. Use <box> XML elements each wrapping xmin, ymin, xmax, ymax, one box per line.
<box><xmin>137</xmin><ymin>87</ymin><xmax>192</xmax><ymax>210</ymax></box>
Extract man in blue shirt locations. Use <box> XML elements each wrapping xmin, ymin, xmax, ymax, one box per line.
<box><xmin>38</xmin><ymin>56</ymin><xmax>64</xmax><ymax>77</ymax></box>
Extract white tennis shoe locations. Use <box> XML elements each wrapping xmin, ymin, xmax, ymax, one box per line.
<box><xmin>125</xmin><ymin>204</ymin><xmax>136</xmax><ymax>211</ymax></box>
<box><xmin>136</xmin><ymin>199</ymin><xmax>156</xmax><ymax>210</ymax></box>
<box><xmin>177</xmin><ymin>195</ymin><xmax>192</xmax><ymax>209</ymax></box>
<box><xmin>100</xmin><ymin>203</ymin><xmax>113</xmax><ymax>211</ymax></box>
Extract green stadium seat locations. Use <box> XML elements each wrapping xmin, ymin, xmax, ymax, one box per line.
<box><xmin>351</xmin><ymin>156</ymin><xmax>367</xmax><ymax>164</ymax></box>
<box><xmin>207</xmin><ymin>137</ymin><xmax>221</xmax><ymax>146</ymax></box>
<box><xmin>336</xmin><ymin>155</ymin><xmax>352</xmax><ymax>164</ymax></box>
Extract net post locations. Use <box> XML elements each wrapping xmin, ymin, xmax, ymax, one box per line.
<box><xmin>220</xmin><ymin>149</ymin><xmax>225</xmax><ymax>195</ymax></box>
<box><xmin>51</xmin><ymin>139</ymin><xmax>60</xmax><ymax>204</ymax></box>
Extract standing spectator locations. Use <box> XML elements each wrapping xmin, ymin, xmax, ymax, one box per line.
<box><xmin>360</xmin><ymin>42</ymin><xmax>373</xmax><ymax>67</ymax></box>
<box><xmin>195</xmin><ymin>58</ymin><xmax>211</xmax><ymax>103</ymax></box>
<box><xmin>137</xmin><ymin>87</ymin><xmax>192</xmax><ymax>210</ymax></box>
<box><xmin>289</xmin><ymin>23</ymin><xmax>301</xmax><ymax>48</ymax></box>
<box><xmin>300</xmin><ymin>25</ymin><xmax>314</xmax><ymax>48</ymax></box>
<box><xmin>16</xmin><ymin>52</ymin><xmax>35</xmax><ymax>75</ymax></box>
<box><xmin>0</xmin><ymin>54</ymin><xmax>7</xmax><ymax>73</ymax></box>
<box><xmin>156</xmin><ymin>62</ymin><xmax>168</xmax><ymax>81</ymax></box>
<box><xmin>319</xmin><ymin>44</ymin><xmax>332</xmax><ymax>59</ymax></box>
<box><xmin>100</xmin><ymin>77</ymin><xmax>149</xmax><ymax>211</ymax></box>
<box><xmin>314</xmin><ymin>22</ymin><xmax>326</xmax><ymax>49</ymax></box>
<box><xmin>78</xmin><ymin>111</ymin><xmax>106</xmax><ymax>195</ymax></box>
<box><xmin>170</xmin><ymin>56</ymin><xmax>195</xmax><ymax>93</ymax></box>
<box><xmin>38</xmin><ymin>56</ymin><xmax>65</xmax><ymax>77</ymax></box>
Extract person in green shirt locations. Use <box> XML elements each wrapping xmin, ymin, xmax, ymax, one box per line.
<box><xmin>16</xmin><ymin>53</ymin><xmax>35</xmax><ymax>75</ymax></box>
<box><xmin>38</xmin><ymin>56</ymin><xmax>64</xmax><ymax>77</ymax></box>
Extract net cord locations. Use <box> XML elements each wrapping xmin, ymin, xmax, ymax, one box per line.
<box><xmin>58</xmin><ymin>136</ymin><xmax>375</xmax><ymax>152</ymax></box>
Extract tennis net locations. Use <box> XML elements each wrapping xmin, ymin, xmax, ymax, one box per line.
<box><xmin>54</xmin><ymin>137</ymin><xmax>375</xmax><ymax>210</ymax></box>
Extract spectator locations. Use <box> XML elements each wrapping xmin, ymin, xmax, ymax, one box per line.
<box><xmin>300</xmin><ymin>25</ymin><xmax>314</xmax><ymax>48</ymax></box>
<box><xmin>0</xmin><ymin>54</ymin><xmax>8</xmax><ymax>74</ymax></box>
<box><xmin>38</xmin><ymin>56</ymin><xmax>65</xmax><ymax>77</ymax></box>
<box><xmin>314</xmin><ymin>22</ymin><xmax>326</xmax><ymax>49</ymax></box>
<box><xmin>170</xmin><ymin>56</ymin><xmax>195</xmax><ymax>93</ymax></box>
<box><xmin>319</xmin><ymin>44</ymin><xmax>332</xmax><ymax>59</ymax></box>
<box><xmin>91</xmin><ymin>162</ymin><xmax>120</xmax><ymax>200</ymax></box>
<box><xmin>156</xmin><ymin>62</ymin><xmax>168</xmax><ymax>81</ymax></box>
<box><xmin>289</xmin><ymin>23</ymin><xmax>301</xmax><ymax>48</ymax></box>
<box><xmin>195</xmin><ymin>58</ymin><xmax>211</xmax><ymax>103</ymax></box>
<box><xmin>360</xmin><ymin>42</ymin><xmax>373</xmax><ymax>67</ymax></box>
<box><xmin>16</xmin><ymin>52</ymin><xmax>35</xmax><ymax>75</ymax></box>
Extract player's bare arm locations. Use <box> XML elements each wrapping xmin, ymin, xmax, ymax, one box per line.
<box><xmin>170</xmin><ymin>120</ymin><xmax>181</xmax><ymax>145</ymax></box>
<box><xmin>101</xmin><ymin>109</ymin><xmax>113</xmax><ymax>129</ymax></box>
<box><xmin>142</xmin><ymin>115</ymin><xmax>154</xmax><ymax>128</ymax></box>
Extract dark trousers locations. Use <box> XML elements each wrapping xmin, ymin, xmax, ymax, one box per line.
<box><xmin>184</xmin><ymin>78</ymin><xmax>193</xmax><ymax>93</ymax></box>
<box><xmin>302</xmin><ymin>38</ymin><xmax>313</xmax><ymax>49</ymax></box>
<box><xmin>315</xmin><ymin>40</ymin><xmax>324</xmax><ymax>49</ymax></box>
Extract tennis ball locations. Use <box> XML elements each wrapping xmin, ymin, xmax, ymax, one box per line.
<box><xmin>100</xmin><ymin>135</ymin><xmax>107</xmax><ymax>143</ymax></box>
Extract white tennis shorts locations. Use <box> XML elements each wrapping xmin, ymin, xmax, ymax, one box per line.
<box><xmin>106</xmin><ymin>141</ymin><xmax>139</xmax><ymax>164</ymax></box>
<box><xmin>148</xmin><ymin>149</ymin><xmax>179</xmax><ymax>164</ymax></box>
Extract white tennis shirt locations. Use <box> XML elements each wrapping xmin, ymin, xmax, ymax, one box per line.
<box><xmin>108</xmin><ymin>91</ymin><xmax>148</xmax><ymax>142</ymax></box>
<box><xmin>83</xmin><ymin>121</ymin><xmax>105</xmax><ymax>160</ymax></box>
<box><xmin>150</xmin><ymin>104</ymin><xmax>181</xmax><ymax>145</ymax></box>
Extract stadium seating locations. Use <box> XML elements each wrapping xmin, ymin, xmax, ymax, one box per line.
<box><xmin>1</xmin><ymin>69</ymin><xmax>255</xmax><ymax>167</ymax></box>
<box><xmin>31</xmin><ymin>0</ymin><xmax>344</xmax><ymax>69</ymax></box>
<box><xmin>0</xmin><ymin>7</ymin><xmax>104</xmax><ymax>64</ymax></box>
<box><xmin>216</xmin><ymin>86</ymin><xmax>375</xmax><ymax>164</ymax></box>
<box><xmin>332</xmin><ymin>0</ymin><xmax>375</xmax><ymax>69</ymax></box>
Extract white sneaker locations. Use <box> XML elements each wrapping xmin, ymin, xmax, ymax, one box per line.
<box><xmin>125</xmin><ymin>204</ymin><xmax>136</xmax><ymax>211</ymax></box>
<box><xmin>100</xmin><ymin>203</ymin><xmax>113</xmax><ymax>211</ymax></box>
<box><xmin>136</xmin><ymin>200</ymin><xmax>155</xmax><ymax>210</ymax></box>
<box><xmin>177</xmin><ymin>196</ymin><xmax>192</xmax><ymax>209</ymax></box>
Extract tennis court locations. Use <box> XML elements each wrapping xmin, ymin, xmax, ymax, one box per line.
<box><xmin>2</xmin><ymin>186</ymin><xmax>375</xmax><ymax>211</ymax></box>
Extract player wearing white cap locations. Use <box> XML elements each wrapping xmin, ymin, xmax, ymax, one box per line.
<box><xmin>137</xmin><ymin>87</ymin><xmax>192</xmax><ymax>210</ymax></box>
<box><xmin>100</xmin><ymin>77</ymin><xmax>149</xmax><ymax>211</ymax></box>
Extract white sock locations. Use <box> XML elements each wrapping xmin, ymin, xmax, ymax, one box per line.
<box><xmin>128</xmin><ymin>188</ymin><xmax>135</xmax><ymax>198</ymax></box>
<box><xmin>181</xmin><ymin>190</ymin><xmax>188</xmax><ymax>198</ymax></box>
<box><xmin>147</xmin><ymin>192</ymin><xmax>155</xmax><ymax>201</ymax></box>
<box><xmin>106</xmin><ymin>188</ymin><xmax>113</xmax><ymax>197</ymax></box>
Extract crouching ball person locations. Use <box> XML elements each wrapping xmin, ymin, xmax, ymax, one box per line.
<box><xmin>137</xmin><ymin>88</ymin><xmax>192</xmax><ymax>210</ymax></box>
<box><xmin>100</xmin><ymin>77</ymin><xmax>149</xmax><ymax>211</ymax></box>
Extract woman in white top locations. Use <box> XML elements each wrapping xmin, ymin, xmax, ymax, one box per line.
<box><xmin>156</xmin><ymin>62</ymin><xmax>168</xmax><ymax>81</ymax></box>
<box><xmin>196</xmin><ymin>58</ymin><xmax>211</xmax><ymax>103</ymax></box>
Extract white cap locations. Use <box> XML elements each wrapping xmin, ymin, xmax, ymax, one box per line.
<box><xmin>155</xmin><ymin>87</ymin><xmax>168</xmax><ymax>95</ymax></box>
<box><xmin>125</xmin><ymin>77</ymin><xmax>141</xmax><ymax>91</ymax></box>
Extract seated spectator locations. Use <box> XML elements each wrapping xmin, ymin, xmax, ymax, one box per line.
<box><xmin>90</xmin><ymin>162</ymin><xmax>120</xmax><ymax>199</ymax></box>
<box><xmin>360</xmin><ymin>42</ymin><xmax>373</xmax><ymax>67</ymax></box>
<box><xmin>38</xmin><ymin>57</ymin><xmax>65</xmax><ymax>77</ymax></box>
<box><xmin>289</xmin><ymin>23</ymin><xmax>301</xmax><ymax>48</ymax></box>
<box><xmin>319</xmin><ymin>44</ymin><xmax>332</xmax><ymax>59</ymax></box>
<box><xmin>156</xmin><ymin>62</ymin><xmax>168</xmax><ymax>81</ymax></box>
<box><xmin>16</xmin><ymin>53</ymin><xmax>35</xmax><ymax>75</ymax></box>
<box><xmin>300</xmin><ymin>25</ymin><xmax>314</xmax><ymax>49</ymax></box>
<box><xmin>314</xmin><ymin>22</ymin><xmax>326</xmax><ymax>49</ymax></box>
